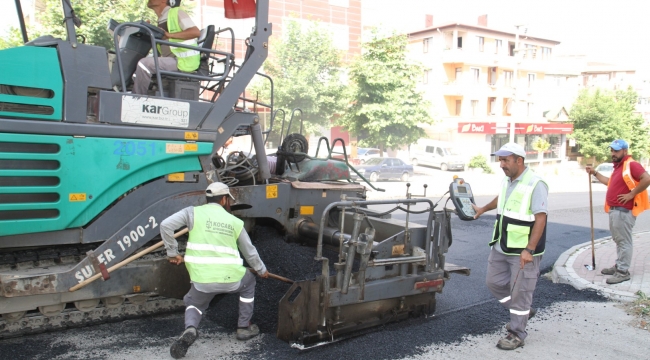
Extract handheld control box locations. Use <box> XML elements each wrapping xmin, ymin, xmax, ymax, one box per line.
<box><xmin>449</xmin><ymin>178</ymin><xmax>476</xmax><ymax>221</ymax></box>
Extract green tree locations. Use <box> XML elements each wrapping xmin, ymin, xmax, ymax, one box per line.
<box><xmin>570</xmin><ymin>87</ymin><xmax>650</xmax><ymax>162</ymax></box>
<box><xmin>1</xmin><ymin>0</ymin><xmax>159</xmax><ymax>50</ymax></box>
<box><xmin>337</xmin><ymin>29</ymin><xmax>434</xmax><ymax>155</ymax></box>
<box><xmin>254</xmin><ymin>19</ymin><xmax>347</xmax><ymax>138</ymax></box>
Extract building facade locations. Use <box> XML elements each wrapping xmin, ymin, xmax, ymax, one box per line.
<box><xmin>407</xmin><ymin>18</ymin><xmax>573</xmax><ymax>164</ymax></box>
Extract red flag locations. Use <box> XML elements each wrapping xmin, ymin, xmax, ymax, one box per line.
<box><xmin>224</xmin><ymin>0</ymin><xmax>256</xmax><ymax>19</ymax></box>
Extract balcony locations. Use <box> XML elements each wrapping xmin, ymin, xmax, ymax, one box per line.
<box><xmin>441</xmin><ymin>79</ymin><xmax>514</xmax><ymax>98</ymax></box>
<box><xmin>441</xmin><ymin>49</ymin><xmax>554</xmax><ymax>73</ymax></box>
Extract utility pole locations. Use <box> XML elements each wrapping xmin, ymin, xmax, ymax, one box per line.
<box><xmin>509</xmin><ymin>25</ymin><xmax>524</xmax><ymax>143</ymax></box>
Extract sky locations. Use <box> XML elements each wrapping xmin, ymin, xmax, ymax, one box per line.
<box><xmin>4</xmin><ymin>0</ymin><xmax>650</xmax><ymax>75</ymax></box>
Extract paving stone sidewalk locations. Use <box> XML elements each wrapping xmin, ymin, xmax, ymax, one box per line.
<box><xmin>552</xmin><ymin>231</ymin><xmax>650</xmax><ymax>302</ymax></box>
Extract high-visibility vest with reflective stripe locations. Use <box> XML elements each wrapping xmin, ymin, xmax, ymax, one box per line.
<box><xmin>605</xmin><ymin>157</ymin><xmax>650</xmax><ymax>217</ymax></box>
<box><xmin>185</xmin><ymin>204</ymin><xmax>245</xmax><ymax>283</ymax></box>
<box><xmin>164</xmin><ymin>7</ymin><xmax>200</xmax><ymax>72</ymax></box>
<box><xmin>490</xmin><ymin>169</ymin><xmax>548</xmax><ymax>255</ymax></box>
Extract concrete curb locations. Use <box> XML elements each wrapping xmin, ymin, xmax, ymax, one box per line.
<box><xmin>552</xmin><ymin>232</ymin><xmax>650</xmax><ymax>302</ymax></box>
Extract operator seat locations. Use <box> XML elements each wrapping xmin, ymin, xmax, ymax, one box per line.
<box><xmin>150</xmin><ymin>25</ymin><xmax>216</xmax><ymax>100</ymax></box>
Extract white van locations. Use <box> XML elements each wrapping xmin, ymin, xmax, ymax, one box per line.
<box><xmin>410</xmin><ymin>140</ymin><xmax>466</xmax><ymax>171</ymax></box>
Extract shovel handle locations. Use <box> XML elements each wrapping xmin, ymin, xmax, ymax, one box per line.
<box><xmin>69</xmin><ymin>228</ymin><xmax>189</xmax><ymax>292</ymax></box>
<box><xmin>248</xmin><ymin>268</ymin><xmax>294</xmax><ymax>284</ymax></box>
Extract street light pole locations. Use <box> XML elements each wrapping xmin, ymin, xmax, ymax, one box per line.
<box><xmin>509</xmin><ymin>25</ymin><xmax>523</xmax><ymax>143</ymax></box>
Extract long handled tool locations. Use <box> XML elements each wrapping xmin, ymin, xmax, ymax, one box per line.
<box><xmin>248</xmin><ymin>268</ymin><xmax>294</xmax><ymax>284</ymax></box>
<box><xmin>70</xmin><ymin>228</ymin><xmax>189</xmax><ymax>292</ymax></box>
<box><xmin>585</xmin><ymin>169</ymin><xmax>596</xmax><ymax>271</ymax></box>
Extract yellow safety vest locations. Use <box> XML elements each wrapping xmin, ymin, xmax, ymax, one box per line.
<box><xmin>185</xmin><ymin>204</ymin><xmax>245</xmax><ymax>283</ymax></box>
<box><xmin>160</xmin><ymin>7</ymin><xmax>200</xmax><ymax>72</ymax></box>
<box><xmin>490</xmin><ymin>169</ymin><xmax>547</xmax><ymax>255</ymax></box>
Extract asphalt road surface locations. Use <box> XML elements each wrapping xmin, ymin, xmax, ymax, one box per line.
<box><xmin>2</xmin><ymin>190</ymin><xmax>648</xmax><ymax>359</ymax></box>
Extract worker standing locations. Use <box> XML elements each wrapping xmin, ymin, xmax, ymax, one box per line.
<box><xmin>160</xmin><ymin>182</ymin><xmax>268</xmax><ymax>359</ymax></box>
<box><xmin>586</xmin><ymin>139</ymin><xmax>650</xmax><ymax>284</ymax></box>
<box><xmin>472</xmin><ymin>143</ymin><xmax>548</xmax><ymax>350</ymax></box>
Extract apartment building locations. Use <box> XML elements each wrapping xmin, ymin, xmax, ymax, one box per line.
<box><xmin>408</xmin><ymin>17</ymin><xmax>573</xmax><ymax>164</ymax></box>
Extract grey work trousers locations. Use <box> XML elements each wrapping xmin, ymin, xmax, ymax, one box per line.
<box><xmin>486</xmin><ymin>246</ymin><xmax>541</xmax><ymax>340</ymax></box>
<box><xmin>609</xmin><ymin>208</ymin><xmax>636</xmax><ymax>273</ymax></box>
<box><xmin>183</xmin><ymin>270</ymin><xmax>256</xmax><ymax>329</ymax></box>
<box><xmin>132</xmin><ymin>56</ymin><xmax>178</xmax><ymax>95</ymax></box>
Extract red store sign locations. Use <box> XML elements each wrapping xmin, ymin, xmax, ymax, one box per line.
<box><xmin>458</xmin><ymin>122</ymin><xmax>573</xmax><ymax>134</ymax></box>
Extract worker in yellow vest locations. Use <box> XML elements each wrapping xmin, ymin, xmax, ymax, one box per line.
<box><xmin>132</xmin><ymin>0</ymin><xmax>201</xmax><ymax>94</ymax></box>
<box><xmin>472</xmin><ymin>142</ymin><xmax>548</xmax><ymax>351</ymax></box>
<box><xmin>161</xmin><ymin>182</ymin><xmax>268</xmax><ymax>359</ymax></box>
<box><xmin>586</xmin><ymin>139</ymin><xmax>650</xmax><ymax>284</ymax></box>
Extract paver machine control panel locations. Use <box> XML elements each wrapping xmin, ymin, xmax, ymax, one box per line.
<box><xmin>449</xmin><ymin>177</ymin><xmax>476</xmax><ymax>221</ymax></box>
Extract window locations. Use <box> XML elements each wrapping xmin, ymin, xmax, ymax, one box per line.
<box><xmin>495</xmin><ymin>39</ymin><xmax>502</xmax><ymax>54</ymax></box>
<box><xmin>423</xmin><ymin>37</ymin><xmax>430</xmax><ymax>53</ymax></box>
<box><xmin>457</xmin><ymin>37</ymin><xmax>463</xmax><ymax>49</ymax></box>
<box><xmin>528</xmin><ymin>73</ymin><xmax>536</xmax><ymax>88</ymax></box>
<box><xmin>477</xmin><ymin>36</ymin><xmax>484</xmax><ymax>52</ymax></box>
<box><xmin>455</xmin><ymin>67</ymin><xmax>462</xmax><ymax>81</ymax></box>
<box><xmin>455</xmin><ymin>100</ymin><xmax>462</xmax><ymax>116</ymax></box>
<box><xmin>488</xmin><ymin>97</ymin><xmax>496</xmax><ymax>115</ymax></box>
<box><xmin>425</xmin><ymin>146</ymin><xmax>435</xmax><ymax>153</ymax></box>
<box><xmin>504</xmin><ymin>71</ymin><xmax>513</xmax><ymax>87</ymax></box>
<box><xmin>471</xmin><ymin>100</ymin><xmax>478</xmax><ymax>116</ymax></box>
<box><xmin>508</xmin><ymin>42</ymin><xmax>515</xmax><ymax>56</ymax></box>
<box><xmin>541</xmin><ymin>47</ymin><xmax>552</xmax><ymax>60</ymax></box>
<box><xmin>488</xmin><ymin>67</ymin><xmax>497</xmax><ymax>85</ymax></box>
<box><xmin>527</xmin><ymin>102</ymin><xmax>534</xmax><ymax>117</ymax></box>
<box><xmin>471</xmin><ymin>68</ymin><xmax>480</xmax><ymax>84</ymax></box>
<box><xmin>524</xmin><ymin>44</ymin><xmax>536</xmax><ymax>59</ymax></box>
<box><xmin>436</xmin><ymin>147</ymin><xmax>444</xmax><ymax>157</ymax></box>
<box><xmin>423</xmin><ymin>69</ymin><xmax>429</xmax><ymax>84</ymax></box>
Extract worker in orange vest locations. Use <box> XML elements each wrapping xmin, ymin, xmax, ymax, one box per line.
<box><xmin>586</xmin><ymin>139</ymin><xmax>650</xmax><ymax>284</ymax></box>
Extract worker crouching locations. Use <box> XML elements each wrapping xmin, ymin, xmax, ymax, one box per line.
<box><xmin>160</xmin><ymin>181</ymin><xmax>268</xmax><ymax>359</ymax></box>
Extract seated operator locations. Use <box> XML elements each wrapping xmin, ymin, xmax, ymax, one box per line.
<box><xmin>132</xmin><ymin>0</ymin><xmax>200</xmax><ymax>95</ymax></box>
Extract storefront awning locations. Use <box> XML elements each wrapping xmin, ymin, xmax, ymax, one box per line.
<box><xmin>458</xmin><ymin>122</ymin><xmax>573</xmax><ymax>134</ymax></box>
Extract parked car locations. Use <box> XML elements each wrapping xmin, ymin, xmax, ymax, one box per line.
<box><xmin>410</xmin><ymin>139</ymin><xmax>465</xmax><ymax>171</ymax></box>
<box><xmin>356</xmin><ymin>148</ymin><xmax>381</xmax><ymax>164</ymax></box>
<box><xmin>351</xmin><ymin>157</ymin><xmax>413</xmax><ymax>182</ymax></box>
<box><xmin>592</xmin><ymin>163</ymin><xmax>614</xmax><ymax>182</ymax></box>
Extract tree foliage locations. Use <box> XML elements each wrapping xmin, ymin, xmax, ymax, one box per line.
<box><xmin>255</xmin><ymin>19</ymin><xmax>347</xmax><ymax>137</ymax></box>
<box><xmin>570</xmin><ymin>87</ymin><xmax>650</xmax><ymax>162</ymax></box>
<box><xmin>532</xmin><ymin>137</ymin><xmax>550</xmax><ymax>152</ymax></box>
<box><xmin>337</xmin><ymin>29</ymin><xmax>434</xmax><ymax>154</ymax></box>
<box><xmin>1</xmin><ymin>0</ymin><xmax>158</xmax><ymax>50</ymax></box>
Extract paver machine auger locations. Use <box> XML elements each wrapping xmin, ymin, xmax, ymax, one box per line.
<box><xmin>0</xmin><ymin>0</ymin><xmax>470</xmax><ymax>347</ymax></box>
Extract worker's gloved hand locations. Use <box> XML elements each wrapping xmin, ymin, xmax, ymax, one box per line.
<box><xmin>258</xmin><ymin>271</ymin><xmax>269</xmax><ymax>279</ymax></box>
<box><xmin>168</xmin><ymin>255</ymin><xmax>184</xmax><ymax>265</ymax></box>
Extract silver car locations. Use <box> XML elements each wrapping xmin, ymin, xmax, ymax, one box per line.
<box><xmin>592</xmin><ymin>163</ymin><xmax>614</xmax><ymax>182</ymax></box>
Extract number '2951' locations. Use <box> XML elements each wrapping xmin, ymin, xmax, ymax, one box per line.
<box><xmin>113</xmin><ymin>141</ymin><xmax>156</xmax><ymax>156</ymax></box>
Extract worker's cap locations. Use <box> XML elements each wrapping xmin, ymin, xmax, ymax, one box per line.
<box><xmin>491</xmin><ymin>142</ymin><xmax>526</xmax><ymax>158</ymax></box>
<box><xmin>205</xmin><ymin>182</ymin><xmax>235</xmax><ymax>199</ymax></box>
<box><xmin>609</xmin><ymin>139</ymin><xmax>629</xmax><ymax>151</ymax></box>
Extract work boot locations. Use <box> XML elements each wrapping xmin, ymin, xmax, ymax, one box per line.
<box><xmin>236</xmin><ymin>324</ymin><xmax>260</xmax><ymax>341</ymax></box>
<box><xmin>170</xmin><ymin>326</ymin><xmax>198</xmax><ymax>359</ymax></box>
<box><xmin>601</xmin><ymin>265</ymin><xmax>617</xmax><ymax>275</ymax></box>
<box><xmin>606</xmin><ymin>270</ymin><xmax>630</xmax><ymax>284</ymax></box>
<box><xmin>497</xmin><ymin>333</ymin><xmax>525</xmax><ymax>350</ymax></box>
<box><xmin>505</xmin><ymin>308</ymin><xmax>537</xmax><ymax>332</ymax></box>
